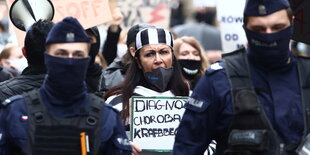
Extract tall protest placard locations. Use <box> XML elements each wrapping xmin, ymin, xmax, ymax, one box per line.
<box><xmin>6</xmin><ymin>0</ymin><xmax>112</xmax><ymax>46</ymax></box>
<box><xmin>216</xmin><ymin>0</ymin><xmax>247</xmax><ymax>53</ymax></box>
<box><xmin>131</xmin><ymin>96</ymin><xmax>188</xmax><ymax>151</ymax></box>
<box><xmin>117</xmin><ymin>0</ymin><xmax>171</xmax><ymax>29</ymax></box>
<box><xmin>289</xmin><ymin>0</ymin><xmax>310</xmax><ymax>45</ymax></box>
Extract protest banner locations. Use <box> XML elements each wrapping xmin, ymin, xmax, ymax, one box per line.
<box><xmin>117</xmin><ymin>0</ymin><xmax>171</xmax><ymax>29</ymax></box>
<box><xmin>216</xmin><ymin>0</ymin><xmax>247</xmax><ymax>53</ymax></box>
<box><xmin>6</xmin><ymin>0</ymin><xmax>112</xmax><ymax>46</ymax></box>
<box><xmin>131</xmin><ymin>96</ymin><xmax>188</xmax><ymax>151</ymax></box>
<box><xmin>289</xmin><ymin>0</ymin><xmax>310</xmax><ymax>45</ymax></box>
<box><xmin>51</xmin><ymin>0</ymin><xmax>112</xmax><ymax>29</ymax></box>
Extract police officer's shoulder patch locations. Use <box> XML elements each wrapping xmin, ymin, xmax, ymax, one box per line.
<box><xmin>0</xmin><ymin>95</ymin><xmax>23</xmax><ymax>108</ymax></box>
<box><xmin>206</xmin><ymin>61</ymin><xmax>224</xmax><ymax>75</ymax></box>
<box><xmin>113</xmin><ymin>136</ymin><xmax>132</xmax><ymax>151</ymax></box>
<box><xmin>104</xmin><ymin>103</ymin><xmax>121</xmax><ymax>114</ymax></box>
<box><xmin>185</xmin><ymin>97</ymin><xmax>210</xmax><ymax>113</ymax></box>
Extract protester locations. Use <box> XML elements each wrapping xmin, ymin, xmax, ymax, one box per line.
<box><xmin>0</xmin><ymin>20</ymin><xmax>53</xmax><ymax>103</ymax></box>
<box><xmin>0</xmin><ymin>17</ymin><xmax>131</xmax><ymax>154</ymax></box>
<box><xmin>172</xmin><ymin>3</ymin><xmax>222</xmax><ymax>52</ymax></box>
<box><xmin>98</xmin><ymin>23</ymin><xmax>155</xmax><ymax>93</ymax></box>
<box><xmin>102</xmin><ymin>24</ymin><xmax>122</xmax><ymax>65</ymax></box>
<box><xmin>102</xmin><ymin>0</ymin><xmax>124</xmax><ymax>65</ymax></box>
<box><xmin>85</xmin><ymin>26</ymin><xmax>104</xmax><ymax>93</ymax></box>
<box><xmin>173</xmin><ymin>36</ymin><xmax>209</xmax><ymax>89</ymax></box>
<box><xmin>0</xmin><ymin>43</ymin><xmax>26</xmax><ymax>76</ymax></box>
<box><xmin>173</xmin><ymin>0</ymin><xmax>306</xmax><ymax>154</ymax></box>
<box><xmin>104</xmin><ymin>27</ymin><xmax>189</xmax><ymax>154</ymax></box>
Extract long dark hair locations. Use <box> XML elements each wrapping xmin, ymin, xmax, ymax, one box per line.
<box><xmin>104</xmin><ymin>52</ymin><xmax>189</xmax><ymax>122</ymax></box>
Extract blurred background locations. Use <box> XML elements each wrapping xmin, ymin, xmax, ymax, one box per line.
<box><xmin>0</xmin><ymin>0</ymin><xmax>309</xmax><ymax>61</ymax></box>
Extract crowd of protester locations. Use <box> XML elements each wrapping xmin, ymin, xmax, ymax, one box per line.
<box><xmin>1</xmin><ymin>0</ymin><xmax>310</xmax><ymax>154</ymax></box>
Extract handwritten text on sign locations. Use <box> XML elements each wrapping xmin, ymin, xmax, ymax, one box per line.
<box><xmin>131</xmin><ymin>96</ymin><xmax>187</xmax><ymax>151</ymax></box>
<box><xmin>6</xmin><ymin>0</ymin><xmax>112</xmax><ymax>30</ymax></box>
<box><xmin>51</xmin><ymin>0</ymin><xmax>112</xmax><ymax>29</ymax></box>
<box><xmin>216</xmin><ymin>0</ymin><xmax>246</xmax><ymax>52</ymax></box>
<box><xmin>6</xmin><ymin>0</ymin><xmax>112</xmax><ymax>46</ymax></box>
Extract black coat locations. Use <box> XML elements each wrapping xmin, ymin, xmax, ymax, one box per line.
<box><xmin>0</xmin><ymin>65</ymin><xmax>46</xmax><ymax>103</ymax></box>
<box><xmin>0</xmin><ymin>66</ymin><xmax>13</xmax><ymax>82</ymax></box>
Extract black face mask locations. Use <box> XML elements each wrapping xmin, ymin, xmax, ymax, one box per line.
<box><xmin>41</xmin><ymin>53</ymin><xmax>90</xmax><ymax>111</ymax></box>
<box><xmin>44</xmin><ymin>53</ymin><xmax>90</xmax><ymax>93</ymax></box>
<box><xmin>178</xmin><ymin>59</ymin><xmax>201</xmax><ymax>80</ymax></box>
<box><xmin>144</xmin><ymin>67</ymin><xmax>173</xmax><ymax>92</ymax></box>
<box><xmin>244</xmin><ymin>26</ymin><xmax>292</xmax><ymax>68</ymax></box>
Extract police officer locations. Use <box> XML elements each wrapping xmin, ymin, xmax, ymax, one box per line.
<box><xmin>173</xmin><ymin>0</ymin><xmax>307</xmax><ymax>154</ymax></box>
<box><xmin>0</xmin><ymin>17</ymin><xmax>131</xmax><ymax>154</ymax></box>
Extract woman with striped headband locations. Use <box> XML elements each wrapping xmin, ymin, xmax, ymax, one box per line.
<box><xmin>104</xmin><ymin>27</ymin><xmax>189</xmax><ymax>155</ymax></box>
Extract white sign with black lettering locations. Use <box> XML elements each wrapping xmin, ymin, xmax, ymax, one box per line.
<box><xmin>131</xmin><ymin>96</ymin><xmax>188</xmax><ymax>151</ymax></box>
<box><xmin>216</xmin><ymin>0</ymin><xmax>247</xmax><ymax>53</ymax></box>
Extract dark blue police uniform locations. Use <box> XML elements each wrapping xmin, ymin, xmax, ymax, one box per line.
<box><xmin>173</xmin><ymin>54</ymin><xmax>303</xmax><ymax>154</ymax></box>
<box><xmin>0</xmin><ymin>16</ymin><xmax>132</xmax><ymax>155</ymax></box>
<box><xmin>0</xmin><ymin>93</ymin><xmax>132</xmax><ymax>154</ymax></box>
<box><xmin>173</xmin><ymin>0</ymin><xmax>303</xmax><ymax>154</ymax></box>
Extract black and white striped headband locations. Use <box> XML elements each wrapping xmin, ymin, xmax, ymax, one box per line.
<box><xmin>135</xmin><ymin>27</ymin><xmax>173</xmax><ymax>53</ymax></box>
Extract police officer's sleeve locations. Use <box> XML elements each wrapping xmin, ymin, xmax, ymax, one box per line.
<box><xmin>173</xmin><ymin>72</ymin><xmax>221</xmax><ymax>155</ymax></box>
<box><xmin>0</xmin><ymin>105</ymin><xmax>7</xmax><ymax>154</ymax></box>
<box><xmin>100</xmin><ymin>105</ymin><xmax>132</xmax><ymax>155</ymax></box>
<box><xmin>0</xmin><ymin>95</ymin><xmax>27</xmax><ymax>154</ymax></box>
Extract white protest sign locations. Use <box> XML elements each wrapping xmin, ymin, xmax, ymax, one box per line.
<box><xmin>216</xmin><ymin>0</ymin><xmax>247</xmax><ymax>53</ymax></box>
<box><xmin>131</xmin><ymin>96</ymin><xmax>188</xmax><ymax>151</ymax></box>
<box><xmin>117</xmin><ymin>0</ymin><xmax>171</xmax><ymax>29</ymax></box>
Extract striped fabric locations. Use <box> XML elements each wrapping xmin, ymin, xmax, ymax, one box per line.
<box><xmin>135</xmin><ymin>27</ymin><xmax>173</xmax><ymax>52</ymax></box>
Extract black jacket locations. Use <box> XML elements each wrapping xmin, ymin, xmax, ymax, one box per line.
<box><xmin>0</xmin><ymin>65</ymin><xmax>46</xmax><ymax>103</ymax></box>
<box><xmin>0</xmin><ymin>66</ymin><xmax>13</xmax><ymax>82</ymax></box>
